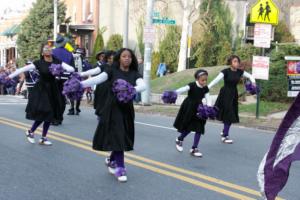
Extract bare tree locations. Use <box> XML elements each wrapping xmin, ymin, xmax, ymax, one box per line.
<box><xmin>177</xmin><ymin>0</ymin><xmax>201</xmax><ymax>72</ymax></box>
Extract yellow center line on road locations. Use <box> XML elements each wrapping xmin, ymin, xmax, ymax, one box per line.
<box><xmin>0</xmin><ymin>117</ymin><xmax>283</xmax><ymax>200</ymax></box>
<box><xmin>0</xmin><ymin>119</ymin><xmax>256</xmax><ymax>200</ymax></box>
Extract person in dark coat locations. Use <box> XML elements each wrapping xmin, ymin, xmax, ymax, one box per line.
<box><xmin>7</xmin><ymin>43</ymin><xmax>74</xmax><ymax>145</ymax></box>
<box><xmin>80</xmin><ymin>50</ymin><xmax>115</xmax><ymax>118</ymax></box>
<box><xmin>208</xmin><ymin>55</ymin><xmax>256</xmax><ymax>144</ymax></box>
<box><xmin>80</xmin><ymin>48</ymin><xmax>146</xmax><ymax>182</ymax></box>
<box><xmin>93</xmin><ymin>51</ymin><xmax>115</xmax><ymax>116</ymax></box>
<box><xmin>173</xmin><ymin>69</ymin><xmax>211</xmax><ymax>157</ymax></box>
<box><xmin>51</xmin><ymin>35</ymin><xmax>75</xmax><ymax>122</ymax></box>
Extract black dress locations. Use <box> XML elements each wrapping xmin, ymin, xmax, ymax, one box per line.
<box><xmin>214</xmin><ymin>68</ymin><xmax>244</xmax><ymax>124</ymax></box>
<box><xmin>25</xmin><ymin>59</ymin><xmax>63</xmax><ymax>122</ymax></box>
<box><xmin>173</xmin><ymin>82</ymin><xmax>209</xmax><ymax>134</ymax></box>
<box><xmin>92</xmin><ymin>67</ymin><xmax>142</xmax><ymax>151</ymax></box>
<box><xmin>93</xmin><ymin>64</ymin><xmax>110</xmax><ymax>116</ymax></box>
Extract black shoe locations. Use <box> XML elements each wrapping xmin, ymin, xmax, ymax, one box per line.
<box><xmin>75</xmin><ymin>109</ymin><xmax>81</xmax><ymax>115</ymax></box>
<box><xmin>51</xmin><ymin>121</ymin><xmax>60</xmax><ymax>126</ymax></box>
<box><xmin>67</xmin><ymin>109</ymin><xmax>75</xmax><ymax>115</ymax></box>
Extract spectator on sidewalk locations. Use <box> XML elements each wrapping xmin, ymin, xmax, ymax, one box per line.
<box><xmin>52</xmin><ymin>35</ymin><xmax>75</xmax><ymax>124</ymax></box>
<box><xmin>156</xmin><ymin>62</ymin><xmax>167</xmax><ymax>77</ymax></box>
<box><xmin>135</xmin><ymin>57</ymin><xmax>144</xmax><ymax>103</ymax></box>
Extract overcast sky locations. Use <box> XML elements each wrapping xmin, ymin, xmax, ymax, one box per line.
<box><xmin>0</xmin><ymin>0</ymin><xmax>35</xmax><ymax>14</ymax></box>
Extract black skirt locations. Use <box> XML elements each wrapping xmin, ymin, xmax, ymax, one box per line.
<box><xmin>215</xmin><ymin>86</ymin><xmax>239</xmax><ymax>123</ymax></box>
<box><xmin>92</xmin><ymin>93</ymin><xmax>135</xmax><ymax>151</ymax></box>
<box><xmin>174</xmin><ymin>98</ymin><xmax>206</xmax><ymax>134</ymax></box>
<box><xmin>25</xmin><ymin>80</ymin><xmax>62</xmax><ymax>122</ymax></box>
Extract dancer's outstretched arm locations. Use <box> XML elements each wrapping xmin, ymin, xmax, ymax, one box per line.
<box><xmin>61</xmin><ymin>62</ymin><xmax>75</xmax><ymax>72</ymax></box>
<box><xmin>208</xmin><ymin>73</ymin><xmax>224</xmax><ymax>89</ymax></box>
<box><xmin>135</xmin><ymin>78</ymin><xmax>146</xmax><ymax>92</ymax></box>
<box><xmin>243</xmin><ymin>71</ymin><xmax>256</xmax><ymax>84</ymax></box>
<box><xmin>175</xmin><ymin>85</ymin><xmax>190</xmax><ymax>94</ymax></box>
<box><xmin>204</xmin><ymin>93</ymin><xmax>212</xmax><ymax>106</ymax></box>
<box><xmin>80</xmin><ymin>67</ymin><xmax>101</xmax><ymax>77</ymax></box>
<box><xmin>9</xmin><ymin>64</ymin><xmax>36</xmax><ymax>79</ymax></box>
<box><xmin>81</xmin><ymin>72</ymin><xmax>108</xmax><ymax>88</ymax></box>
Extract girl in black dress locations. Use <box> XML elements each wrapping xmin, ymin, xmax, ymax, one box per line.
<box><xmin>174</xmin><ymin>70</ymin><xmax>211</xmax><ymax>157</ymax></box>
<box><xmin>80</xmin><ymin>48</ymin><xmax>146</xmax><ymax>182</ymax></box>
<box><xmin>208</xmin><ymin>55</ymin><xmax>256</xmax><ymax>144</ymax></box>
<box><xmin>7</xmin><ymin>44</ymin><xmax>74</xmax><ymax>145</ymax></box>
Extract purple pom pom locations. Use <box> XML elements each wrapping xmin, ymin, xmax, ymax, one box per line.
<box><xmin>161</xmin><ymin>91</ymin><xmax>177</xmax><ymax>104</ymax></box>
<box><xmin>49</xmin><ymin>63</ymin><xmax>64</xmax><ymax>76</ymax></box>
<box><xmin>196</xmin><ymin>105</ymin><xmax>218</xmax><ymax>120</ymax></box>
<box><xmin>0</xmin><ymin>72</ymin><xmax>17</xmax><ymax>87</ymax></box>
<box><xmin>245</xmin><ymin>82</ymin><xmax>260</xmax><ymax>95</ymax></box>
<box><xmin>62</xmin><ymin>72</ymin><xmax>84</xmax><ymax>101</ymax></box>
<box><xmin>0</xmin><ymin>72</ymin><xmax>7</xmax><ymax>84</ymax></box>
<box><xmin>5</xmin><ymin>78</ymin><xmax>17</xmax><ymax>87</ymax></box>
<box><xmin>196</xmin><ymin>104</ymin><xmax>209</xmax><ymax>120</ymax></box>
<box><xmin>112</xmin><ymin>79</ymin><xmax>136</xmax><ymax>103</ymax></box>
<box><xmin>207</xmin><ymin>106</ymin><xmax>219</xmax><ymax>120</ymax></box>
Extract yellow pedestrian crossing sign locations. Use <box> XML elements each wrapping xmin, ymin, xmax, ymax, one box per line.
<box><xmin>250</xmin><ymin>0</ymin><xmax>279</xmax><ymax>25</ymax></box>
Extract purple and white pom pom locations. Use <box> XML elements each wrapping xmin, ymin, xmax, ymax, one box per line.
<box><xmin>49</xmin><ymin>63</ymin><xmax>64</xmax><ymax>76</ymax></box>
<box><xmin>62</xmin><ymin>73</ymin><xmax>84</xmax><ymax>101</ymax></box>
<box><xmin>245</xmin><ymin>82</ymin><xmax>260</xmax><ymax>95</ymax></box>
<box><xmin>161</xmin><ymin>90</ymin><xmax>178</xmax><ymax>104</ymax></box>
<box><xmin>112</xmin><ymin>79</ymin><xmax>136</xmax><ymax>103</ymax></box>
<box><xmin>196</xmin><ymin>105</ymin><xmax>218</xmax><ymax>120</ymax></box>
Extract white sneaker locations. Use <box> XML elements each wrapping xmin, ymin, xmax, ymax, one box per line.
<box><xmin>221</xmin><ymin>136</ymin><xmax>233</xmax><ymax>144</ymax></box>
<box><xmin>25</xmin><ymin>130</ymin><xmax>35</xmax><ymax>144</ymax></box>
<box><xmin>39</xmin><ymin>137</ymin><xmax>52</xmax><ymax>146</ymax></box>
<box><xmin>190</xmin><ymin>148</ymin><xmax>203</xmax><ymax>157</ymax></box>
<box><xmin>118</xmin><ymin>175</ymin><xmax>127</xmax><ymax>182</ymax></box>
<box><xmin>105</xmin><ymin>157</ymin><xmax>117</xmax><ymax>175</ymax></box>
<box><xmin>104</xmin><ymin>157</ymin><xmax>110</xmax><ymax>166</ymax></box>
<box><xmin>175</xmin><ymin>138</ymin><xmax>183</xmax><ymax>152</ymax></box>
<box><xmin>115</xmin><ymin>167</ymin><xmax>127</xmax><ymax>183</ymax></box>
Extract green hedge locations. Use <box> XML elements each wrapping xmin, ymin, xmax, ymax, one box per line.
<box><xmin>106</xmin><ymin>34</ymin><xmax>123</xmax><ymax>51</ymax></box>
<box><xmin>259</xmin><ymin>45</ymin><xmax>300</xmax><ymax>102</ymax></box>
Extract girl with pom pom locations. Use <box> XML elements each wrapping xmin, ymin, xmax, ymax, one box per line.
<box><xmin>6</xmin><ymin>43</ymin><xmax>74</xmax><ymax>145</ymax></box>
<box><xmin>208</xmin><ymin>55</ymin><xmax>256</xmax><ymax>144</ymax></box>
<box><xmin>78</xmin><ymin>48</ymin><xmax>146</xmax><ymax>182</ymax></box>
<box><xmin>168</xmin><ymin>69</ymin><xmax>212</xmax><ymax>157</ymax></box>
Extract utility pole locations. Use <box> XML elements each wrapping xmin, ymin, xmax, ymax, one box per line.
<box><xmin>141</xmin><ymin>0</ymin><xmax>154</xmax><ymax>105</ymax></box>
<box><xmin>242</xmin><ymin>2</ymin><xmax>249</xmax><ymax>45</ymax></box>
<box><xmin>123</xmin><ymin>0</ymin><xmax>129</xmax><ymax>48</ymax></box>
<box><xmin>53</xmin><ymin>0</ymin><xmax>58</xmax><ymax>41</ymax></box>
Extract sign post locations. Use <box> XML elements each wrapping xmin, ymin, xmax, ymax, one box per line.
<box><xmin>250</xmin><ymin>0</ymin><xmax>279</xmax><ymax>119</ymax></box>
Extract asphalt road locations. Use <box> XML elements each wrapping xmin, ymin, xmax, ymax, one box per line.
<box><xmin>0</xmin><ymin>95</ymin><xmax>299</xmax><ymax>200</ymax></box>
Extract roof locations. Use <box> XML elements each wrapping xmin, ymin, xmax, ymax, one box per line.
<box><xmin>0</xmin><ymin>24</ymin><xmax>20</xmax><ymax>37</ymax></box>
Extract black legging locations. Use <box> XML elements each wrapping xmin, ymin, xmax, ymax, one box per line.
<box><xmin>70</xmin><ymin>100</ymin><xmax>81</xmax><ymax>111</ymax></box>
